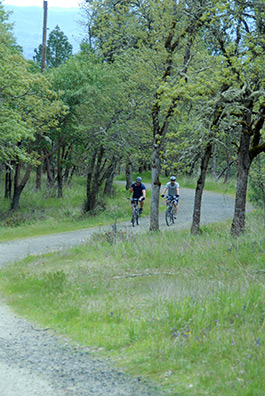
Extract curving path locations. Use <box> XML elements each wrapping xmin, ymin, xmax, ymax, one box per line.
<box><xmin>0</xmin><ymin>187</ymin><xmax>239</xmax><ymax>268</ymax></box>
<box><xmin>0</xmin><ymin>187</ymin><xmax>249</xmax><ymax>396</ymax></box>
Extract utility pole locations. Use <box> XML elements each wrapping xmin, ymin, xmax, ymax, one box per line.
<box><xmin>37</xmin><ymin>1</ymin><xmax>48</xmax><ymax>191</ymax></box>
<box><xmin>41</xmin><ymin>0</ymin><xmax>48</xmax><ymax>72</ymax></box>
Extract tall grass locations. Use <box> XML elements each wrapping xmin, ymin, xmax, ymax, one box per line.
<box><xmin>0</xmin><ymin>211</ymin><xmax>264</xmax><ymax>396</ymax></box>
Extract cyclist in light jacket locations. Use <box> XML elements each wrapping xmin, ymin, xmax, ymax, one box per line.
<box><xmin>161</xmin><ymin>176</ymin><xmax>180</xmax><ymax>219</ymax></box>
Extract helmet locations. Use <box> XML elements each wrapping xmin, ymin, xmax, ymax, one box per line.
<box><xmin>170</xmin><ymin>176</ymin><xmax>176</xmax><ymax>181</ymax></box>
<box><xmin>136</xmin><ymin>176</ymin><xmax>142</xmax><ymax>183</ymax></box>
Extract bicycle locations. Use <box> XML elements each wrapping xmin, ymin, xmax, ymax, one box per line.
<box><xmin>164</xmin><ymin>196</ymin><xmax>176</xmax><ymax>226</ymax></box>
<box><xmin>128</xmin><ymin>198</ymin><xmax>142</xmax><ymax>227</ymax></box>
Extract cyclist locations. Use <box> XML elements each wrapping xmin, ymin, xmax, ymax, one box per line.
<box><xmin>129</xmin><ymin>176</ymin><xmax>146</xmax><ymax>215</ymax></box>
<box><xmin>161</xmin><ymin>176</ymin><xmax>180</xmax><ymax>219</ymax></box>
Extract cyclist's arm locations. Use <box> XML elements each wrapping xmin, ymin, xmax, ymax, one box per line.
<box><xmin>176</xmin><ymin>187</ymin><xmax>180</xmax><ymax>196</ymax></box>
<box><xmin>141</xmin><ymin>189</ymin><xmax>146</xmax><ymax>199</ymax></box>
<box><xmin>161</xmin><ymin>187</ymin><xmax>167</xmax><ymax>195</ymax></box>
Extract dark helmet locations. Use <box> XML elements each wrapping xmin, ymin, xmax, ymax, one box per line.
<box><xmin>136</xmin><ymin>176</ymin><xmax>142</xmax><ymax>183</ymax></box>
<box><xmin>170</xmin><ymin>176</ymin><xmax>176</xmax><ymax>181</ymax></box>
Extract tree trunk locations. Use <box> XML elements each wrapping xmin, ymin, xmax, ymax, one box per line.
<box><xmin>36</xmin><ymin>164</ymin><xmax>42</xmax><ymax>191</ymax></box>
<box><xmin>45</xmin><ymin>156</ymin><xmax>55</xmax><ymax>190</ymax></box>
<box><xmin>224</xmin><ymin>160</ymin><xmax>232</xmax><ymax>183</ymax></box>
<box><xmin>67</xmin><ymin>165</ymin><xmax>76</xmax><ymax>187</ymax></box>
<box><xmin>57</xmin><ymin>136</ymin><xmax>63</xmax><ymax>199</ymax></box>
<box><xmin>104</xmin><ymin>164</ymin><xmax>116</xmax><ymax>196</ymax></box>
<box><xmin>231</xmin><ymin>132</ymin><xmax>252</xmax><ymax>236</ymax></box>
<box><xmin>11</xmin><ymin>163</ymin><xmax>32</xmax><ymax>211</ymax></box>
<box><xmin>36</xmin><ymin>149</ymin><xmax>42</xmax><ymax>191</ymax></box>
<box><xmin>211</xmin><ymin>143</ymin><xmax>217</xmax><ymax>180</ymax></box>
<box><xmin>125</xmin><ymin>159</ymin><xmax>132</xmax><ymax>190</ymax></box>
<box><xmin>4</xmin><ymin>164</ymin><xmax>12</xmax><ymax>199</ymax></box>
<box><xmin>191</xmin><ymin>142</ymin><xmax>212</xmax><ymax>234</ymax></box>
<box><xmin>150</xmin><ymin>143</ymin><xmax>161</xmax><ymax>231</ymax></box>
<box><xmin>85</xmin><ymin>150</ymin><xmax>98</xmax><ymax>212</ymax></box>
<box><xmin>11</xmin><ymin>185</ymin><xmax>24</xmax><ymax>211</ymax></box>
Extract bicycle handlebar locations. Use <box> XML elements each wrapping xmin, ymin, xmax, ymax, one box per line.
<box><xmin>129</xmin><ymin>197</ymin><xmax>145</xmax><ymax>202</ymax></box>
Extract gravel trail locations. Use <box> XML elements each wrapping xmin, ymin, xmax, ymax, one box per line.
<box><xmin>0</xmin><ymin>303</ymin><xmax>166</xmax><ymax>396</ymax></box>
<box><xmin>0</xmin><ymin>187</ymin><xmax>249</xmax><ymax>396</ymax></box>
<box><xmin>0</xmin><ymin>187</ymin><xmax>240</xmax><ymax>267</ymax></box>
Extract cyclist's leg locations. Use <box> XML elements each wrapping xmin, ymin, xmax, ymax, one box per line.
<box><xmin>173</xmin><ymin>201</ymin><xmax>177</xmax><ymax>217</ymax></box>
<box><xmin>131</xmin><ymin>206</ymin><xmax>137</xmax><ymax>225</ymax></box>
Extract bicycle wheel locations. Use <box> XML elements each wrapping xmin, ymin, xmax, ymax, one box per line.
<box><xmin>132</xmin><ymin>206</ymin><xmax>138</xmax><ymax>227</ymax></box>
<box><xmin>135</xmin><ymin>208</ymin><xmax>139</xmax><ymax>225</ymax></box>
<box><xmin>165</xmin><ymin>206</ymin><xmax>174</xmax><ymax>226</ymax></box>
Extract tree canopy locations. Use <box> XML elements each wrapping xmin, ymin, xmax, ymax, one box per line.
<box><xmin>33</xmin><ymin>25</ymin><xmax>73</xmax><ymax>69</ymax></box>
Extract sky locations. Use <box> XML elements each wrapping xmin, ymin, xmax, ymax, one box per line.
<box><xmin>3</xmin><ymin>0</ymin><xmax>81</xmax><ymax>7</ymax></box>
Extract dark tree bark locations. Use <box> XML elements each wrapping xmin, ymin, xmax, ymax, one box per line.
<box><xmin>4</xmin><ymin>164</ymin><xmax>12</xmax><ymax>199</ymax></box>
<box><xmin>104</xmin><ymin>163</ymin><xmax>116</xmax><ymax>196</ymax></box>
<box><xmin>125</xmin><ymin>159</ymin><xmax>132</xmax><ymax>190</ymax></box>
<box><xmin>150</xmin><ymin>143</ymin><xmax>162</xmax><ymax>231</ymax></box>
<box><xmin>57</xmin><ymin>151</ymin><xmax>63</xmax><ymax>198</ymax></box>
<box><xmin>211</xmin><ymin>143</ymin><xmax>217</xmax><ymax>180</ymax></box>
<box><xmin>190</xmin><ymin>98</ymin><xmax>225</xmax><ymax>234</ymax></box>
<box><xmin>36</xmin><ymin>149</ymin><xmax>42</xmax><ymax>191</ymax></box>
<box><xmin>11</xmin><ymin>163</ymin><xmax>33</xmax><ymax>211</ymax></box>
<box><xmin>85</xmin><ymin>146</ymin><xmax>118</xmax><ymax>212</ymax></box>
<box><xmin>191</xmin><ymin>142</ymin><xmax>212</xmax><ymax>234</ymax></box>
<box><xmin>217</xmin><ymin>161</ymin><xmax>234</xmax><ymax>181</ymax></box>
<box><xmin>57</xmin><ymin>134</ymin><xmax>63</xmax><ymax>198</ymax></box>
<box><xmin>66</xmin><ymin>165</ymin><xmax>76</xmax><ymax>187</ymax></box>
<box><xmin>44</xmin><ymin>155</ymin><xmax>55</xmax><ymax>190</ymax></box>
<box><xmin>85</xmin><ymin>150</ymin><xmax>97</xmax><ymax>211</ymax></box>
<box><xmin>231</xmin><ymin>99</ymin><xmax>265</xmax><ymax>235</ymax></box>
<box><xmin>231</xmin><ymin>131</ymin><xmax>252</xmax><ymax>236</ymax></box>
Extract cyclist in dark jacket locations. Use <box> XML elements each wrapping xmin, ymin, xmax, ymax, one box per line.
<box><xmin>129</xmin><ymin>176</ymin><xmax>146</xmax><ymax>214</ymax></box>
<box><xmin>161</xmin><ymin>176</ymin><xmax>180</xmax><ymax>218</ymax></box>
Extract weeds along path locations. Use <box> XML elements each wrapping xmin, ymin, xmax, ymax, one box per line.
<box><xmin>0</xmin><ymin>186</ymin><xmax>251</xmax><ymax>396</ymax></box>
<box><xmin>0</xmin><ymin>186</ymin><xmax>243</xmax><ymax>267</ymax></box>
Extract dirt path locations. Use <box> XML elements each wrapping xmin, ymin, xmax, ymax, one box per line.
<box><xmin>0</xmin><ymin>187</ymin><xmax>248</xmax><ymax>395</ymax></box>
<box><xmin>0</xmin><ymin>187</ymin><xmax>239</xmax><ymax>267</ymax></box>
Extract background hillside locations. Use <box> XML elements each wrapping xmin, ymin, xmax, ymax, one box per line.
<box><xmin>5</xmin><ymin>5</ymin><xmax>83</xmax><ymax>59</ymax></box>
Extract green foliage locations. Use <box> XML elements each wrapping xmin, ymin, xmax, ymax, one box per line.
<box><xmin>0</xmin><ymin>8</ymin><xmax>35</xmax><ymax>162</ymax></box>
<box><xmin>33</xmin><ymin>25</ymin><xmax>73</xmax><ymax>68</ymax></box>
<box><xmin>0</xmin><ymin>7</ymin><xmax>68</xmax><ymax>168</ymax></box>
<box><xmin>0</xmin><ymin>211</ymin><xmax>264</xmax><ymax>395</ymax></box>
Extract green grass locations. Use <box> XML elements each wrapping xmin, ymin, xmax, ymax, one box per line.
<box><xmin>0</xmin><ymin>178</ymin><xmax>156</xmax><ymax>241</ymax></box>
<box><xmin>0</xmin><ymin>211</ymin><xmax>264</xmax><ymax>396</ymax></box>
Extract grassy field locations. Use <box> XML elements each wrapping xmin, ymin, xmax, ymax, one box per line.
<box><xmin>0</xmin><ymin>210</ymin><xmax>264</xmax><ymax>396</ymax></box>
